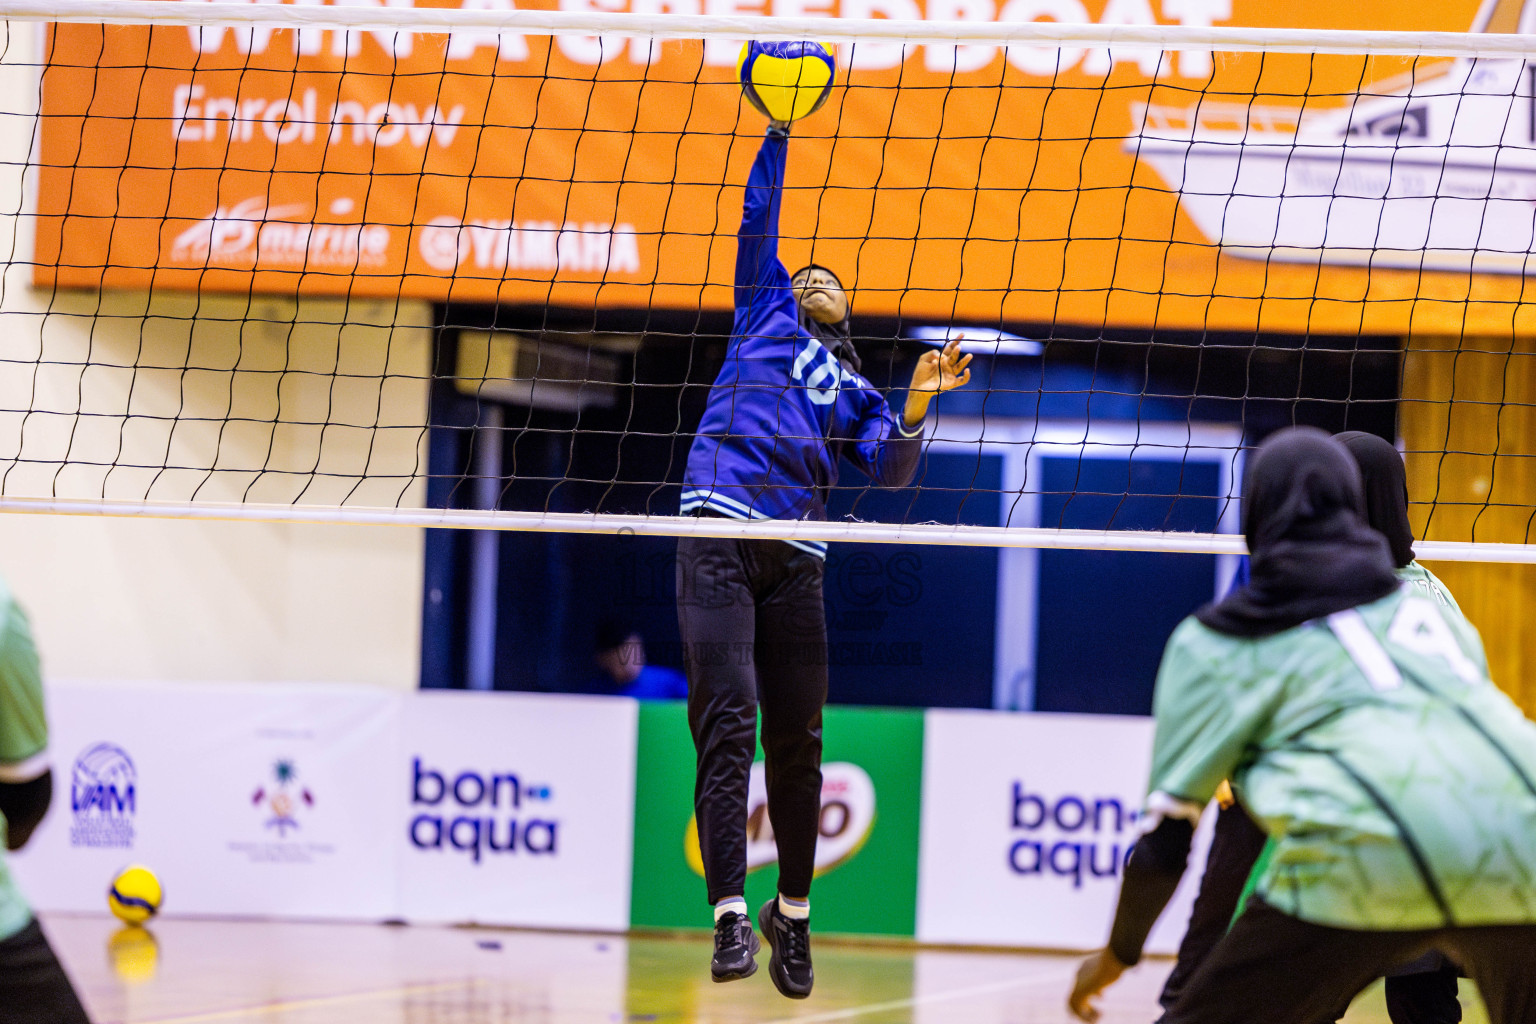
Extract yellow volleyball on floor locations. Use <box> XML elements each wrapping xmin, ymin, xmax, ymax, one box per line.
<box><xmin>108</xmin><ymin>865</ymin><xmax>163</xmax><ymax>926</ymax></box>
<box><xmin>737</xmin><ymin>40</ymin><xmax>836</xmax><ymax>124</ymax></box>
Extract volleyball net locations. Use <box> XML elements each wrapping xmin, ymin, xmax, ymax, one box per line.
<box><xmin>4</xmin><ymin>0</ymin><xmax>1536</xmax><ymax>560</ymax></box>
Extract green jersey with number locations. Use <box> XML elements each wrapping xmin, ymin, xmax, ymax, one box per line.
<box><xmin>1149</xmin><ymin>583</ymin><xmax>1536</xmax><ymax>931</ymax></box>
<box><xmin>1395</xmin><ymin>561</ymin><xmax>1463</xmax><ymax>620</ymax></box>
<box><xmin>0</xmin><ymin>580</ymin><xmax>46</xmax><ymax>942</ymax></box>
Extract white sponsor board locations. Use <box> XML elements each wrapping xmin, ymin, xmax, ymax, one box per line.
<box><xmin>11</xmin><ymin>681</ymin><xmax>400</xmax><ymax>919</ymax></box>
<box><xmin>916</xmin><ymin>709</ymin><xmax>1212</xmax><ymax>952</ymax></box>
<box><xmin>11</xmin><ymin>683</ymin><xmax>638</xmax><ymax>931</ymax></box>
<box><xmin>395</xmin><ymin>691</ymin><xmax>637</xmax><ymax>931</ymax></box>
<box><xmin>14</xmin><ymin>682</ymin><xmax>1214</xmax><ymax>948</ymax></box>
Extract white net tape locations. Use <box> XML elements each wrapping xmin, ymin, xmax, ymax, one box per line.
<box><xmin>16</xmin><ymin>0</ymin><xmax>1536</xmax><ymax>59</ymax></box>
<box><xmin>0</xmin><ymin>493</ymin><xmax>1530</xmax><ymax>563</ymax></box>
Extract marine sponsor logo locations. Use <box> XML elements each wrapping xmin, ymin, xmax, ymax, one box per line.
<box><xmin>69</xmin><ymin>742</ymin><xmax>136</xmax><ymax>849</ymax></box>
<box><xmin>169</xmin><ymin>197</ymin><xmax>392</xmax><ymax>269</ymax></box>
<box><xmin>408</xmin><ymin>758</ymin><xmax>559</xmax><ymax>864</ymax></box>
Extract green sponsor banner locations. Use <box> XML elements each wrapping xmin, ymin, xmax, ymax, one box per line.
<box><xmin>630</xmin><ymin>701</ymin><xmax>923</xmax><ymax>936</ymax></box>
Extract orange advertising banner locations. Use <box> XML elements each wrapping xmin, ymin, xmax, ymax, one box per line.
<box><xmin>35</xmin><ymin>0</ymin><xmax>1531</xmax><ymax>335</ymax></box>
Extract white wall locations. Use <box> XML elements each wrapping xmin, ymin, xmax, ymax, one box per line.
<box><xmin>0</xmin><ymin>24</ymin><xmax>431</xmax><ymax>688</ymax></box>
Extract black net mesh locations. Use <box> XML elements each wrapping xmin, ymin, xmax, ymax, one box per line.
<box><xmin>5</xmin><ymin>13</ymin><xmax>1532</xmax><ymax>550</ymax></box>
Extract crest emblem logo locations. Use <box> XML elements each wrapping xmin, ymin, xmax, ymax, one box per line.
<box><xmin>251</xmin><ymin>759</ymin><xmax>314</xmax><ymax>837</ymax></box>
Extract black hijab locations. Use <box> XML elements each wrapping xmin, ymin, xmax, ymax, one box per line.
<box><xmin>1334</xmin><ymin>430</ymin><xmax>1415</xmax><ymax>569</ymax></box>
<box><xmin>1195</xmin><ymin>427</ymin><xmax>1399</xmax><ymax>638</ymax></box>
<box><xmin>794</xmin><ymin>263</ymin><xmax>860</xmax><ymax>373</ymax></box>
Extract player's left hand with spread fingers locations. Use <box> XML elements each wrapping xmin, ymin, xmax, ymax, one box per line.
<box><xmin>1067</xmin><ymin>947</ymin><xmax>1127</xmax><ymax>1022</ymax></box>
<box><xmin>909</xmin><ymin>337</ymin><xmax>972</xmax><ymax>393</ymax></box>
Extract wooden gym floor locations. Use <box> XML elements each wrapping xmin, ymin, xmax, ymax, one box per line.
<box><xmin>41</xmin><ymin>913</ymin><xmax>1489</xmax><ymax>1024</ymax></box>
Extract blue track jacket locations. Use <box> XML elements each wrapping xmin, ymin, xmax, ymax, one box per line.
<box><xmin>680</xmin><ymin>132</ymin><xmax>923</xmax><ymax>557</ymax></box>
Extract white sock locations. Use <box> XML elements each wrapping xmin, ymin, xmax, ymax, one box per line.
<box><xmin>777</xmin><ymin>894</ymin><xmax>809</xmax><ymax>920</ymax></box>
<box><xmin>713</xmin><ymin>897</ymin><xmax>747</xmax><ymax>923</ymax></box>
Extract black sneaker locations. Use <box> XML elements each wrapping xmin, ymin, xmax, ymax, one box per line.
<box><xmin>757</xmin><ymin>898</ymin><xmax>813</xmax><ymax>999</ymax></box>
<box><xmin>710</xmin><ymin>911</ymin><xmax>759</xmax><ymax>982</ymax></box>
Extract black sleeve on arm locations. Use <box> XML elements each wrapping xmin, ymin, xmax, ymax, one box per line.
<box><xmin>0</xmin><ymin>770</ymin><xmax>53</xmax><ymax>851</ymax></box>
<box><xmin>1107</xmin><ymin>816</ymin><xmax>1195</xmax><ymax>966</ymax></box>
<box><xmin>874</xmin><ymin>429</ymin><xmax>923</xmax><ymax>488</ymax></box>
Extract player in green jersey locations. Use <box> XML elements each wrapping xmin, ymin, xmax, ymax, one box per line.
<box><xmin>1332</xmin><ymin>430</ymin><xmax>1463</xmax><ymax>1023</ymax></box>
<box><xmin>0</xmin><ymin>579</ymin><xmax>89</xmax><ymax>1024</ymax></box>
<box><xmin>1156</xmin><ymin>429</ymin><xmax>1469</xmax><ymax>1024</ymax></box>
<box><xmin>1069</xmin><ymin>427</ymin><xmax>1536</xmax><ymax>1024</ymax></box>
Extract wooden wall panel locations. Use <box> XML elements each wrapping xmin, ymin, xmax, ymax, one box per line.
<box><xmin>1401</xmin><ymin>336</ymin><xmax>1536</xmax><ymax>715</ymax></box>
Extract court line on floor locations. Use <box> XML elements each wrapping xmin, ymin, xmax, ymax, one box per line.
<box><xmin>760</xmin><ymin>968</ymin><xmax>1070</xmax><ymax>1024</ymax></box>
<box><xmin>131</xmin><ymin>980</ymin><xmax>470</xmax><ymax>1024</ymax></box>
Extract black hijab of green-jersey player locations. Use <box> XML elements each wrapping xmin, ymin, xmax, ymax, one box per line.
<box><xmin>1335</xmin><ymin>430</ymin><xmax>1416</xmax><ymax>569</ymax></box>
<box><xmin>1196</xmin><ymin>427</ymin><xmax>1399</xmax><ymax>639</ymax></box>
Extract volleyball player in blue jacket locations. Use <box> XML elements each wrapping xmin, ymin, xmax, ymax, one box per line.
<box><xmin>676</xmin><ymin>121</ymin><xmax>970</xmax><ymax>997</ymax></box>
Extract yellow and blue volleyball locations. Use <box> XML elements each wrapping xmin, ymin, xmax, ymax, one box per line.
<box><xmin>108</xmin><ymin>865</ymin><xmax>163</xmax><ymax>926</ymax></box>
<box><xmin>737</xmin><ymin>40</ymin><xmax>836</xmax><ymax>124</ymax></box>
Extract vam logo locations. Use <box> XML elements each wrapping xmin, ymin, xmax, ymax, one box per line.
<box><xmin>685</xmin><ymin>761</ymin><xmax>876</xmax><ymax>877</ymax></box>
<box><xmin>70</xmin><ymin>742</ymin><xmax>136</xmax><ymax>849</ymax></box>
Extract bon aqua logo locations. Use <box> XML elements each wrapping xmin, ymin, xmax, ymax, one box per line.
<box><xmin>685</xmin><ymin>762</ymin><xmax>876</xmax><ymax>878</ymax></box>
<box><xmin>1007</xmin><ymin>780</ymin><xmax>1141</xmax><ymax>889</ymax></box>
<box><xmin>409</xmin><ymin>758</ymin><xmax>559</xmax><ymax>864</ymax></box>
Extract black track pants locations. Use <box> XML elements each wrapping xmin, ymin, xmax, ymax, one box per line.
<box><xmin>1159</xmin><ymin>802</ymin><xmax>1269</xmax><ymax>1014</ymax></box>
<box><xmin>1385</xmin><ymin>962</ymin><xmax>1462</xmax><ymax>1024</ymax></box>
<box><xmin>677</xmin><ymin>533</ymin><xmax>827</xmax><ymax>905</ymax></box>
<box><xmin>1162</xmin><ymin>899</ymin><xmax>1536</xmax><ymax>1024</ymax></box>
<box><xmin>0</xmin><ymin>918</ymin><xmax>90</xmax><ymax>1024</ymax></box>
<box><xmin>1160</xmin><ymin>803</ymin><xmax>1462</xmax><ymax>1024</ymax></box>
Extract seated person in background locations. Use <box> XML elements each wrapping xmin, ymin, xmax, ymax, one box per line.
<box><xmin>587</xmin><ymin>618</ymin><xmax>688</xmax><ymax>700</ymax></box>
<box><xmin>0</xmin><ymin>577</ymin><xmax>89</xmax><ymax>1024</ymax></box>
